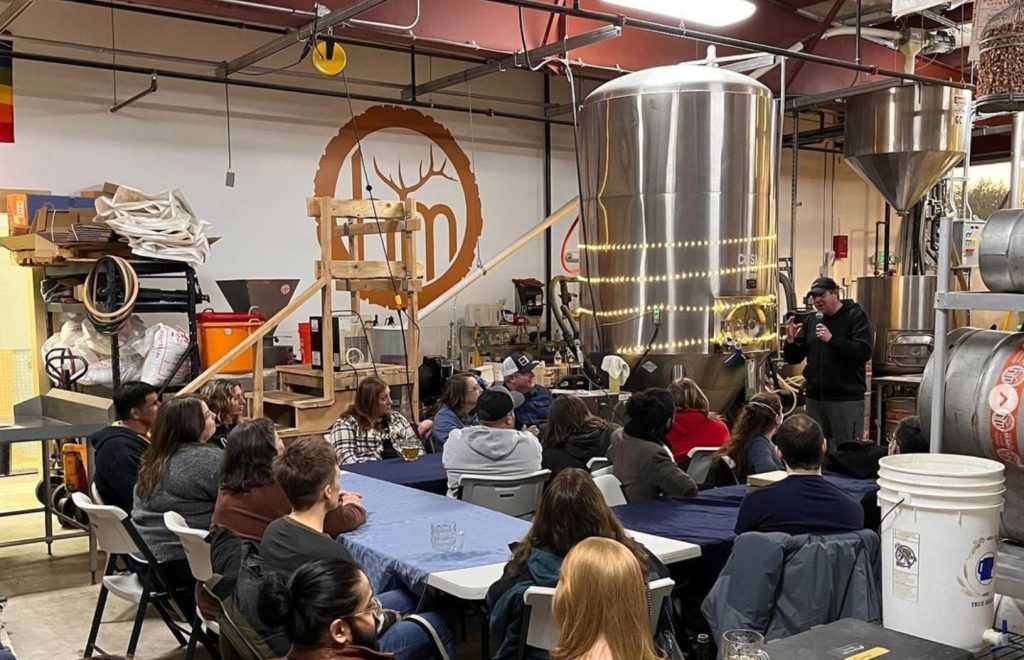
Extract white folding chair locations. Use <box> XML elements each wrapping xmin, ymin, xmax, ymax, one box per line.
<box><xmin>458</xmin><ymin>470</ymin><xmax>551</xmax><ymax>519</ymax></box>
<box><xmin>90</xmin><ymin>482</ymin><xmax>105</xmax><ymax>505</ymax></box>
<box><xmin>164</xmin><ymin>511</ymin><xmax>220</xmax><ymax>660</ymax></box>
<box><xmin>593</xmin><ymin>473</ymin><xmax>627</xmax><ymax>507</ymax></box>
<box><xmin>591</xmin><ymin>465</ymin><xmax>615</xmax><ymax>478</ymax></box>
<box><xmin>685</xmin><ymin>446</ymin><xmax>723</xmax><ymax>485</ymax></box>
<box><xmin>71</xmin><ymin>492</ymin><xmax>189</xmax><ymax>660</ymax></box>
<box><xmin>586</xmin><ymin>456</ymin><xmax>611</xmax><ymax>473</ymax></box>
<box><xmin>519</xmin><ymin>577</ymin><xmax>675</xmax><ymax>657</ymax></box>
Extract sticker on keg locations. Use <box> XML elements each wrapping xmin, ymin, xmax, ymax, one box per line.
<box><xmin>1003</xmin><ymin>365</ymin><xmax>1024</xmax><ymax>387</ymax></box>
<box><xmin>989</xmin><ymin>384</ymin><xmax>1019</xmax><ymax>413</ymax></box>
<box><xmin>990</xmin><ymin>347</ymin><xmax>1024</xmax><ymax>470</ymax></box>
<box><xmin>892</xmin><ymin>529</ymin><xmax>919</xmax><ymax>603</ymax></box>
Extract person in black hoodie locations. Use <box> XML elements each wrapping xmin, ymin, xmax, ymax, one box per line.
<box><xmin>541</xmin><ymin>395</ymin><xmax>615</xmax><ymax>477</ymax></box>
<box><xmin>783</xmin><ymin>276</ymin><xmax>874</xmax><ymax>448</ymax></box>
<box><xmin>90</xmin><ymin>381</ymin><xmax>159</xmax><ymax>512</ymax></box>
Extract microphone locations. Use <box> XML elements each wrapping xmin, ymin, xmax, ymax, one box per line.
<box><xmin>815</xmin><ymin>312</ymin><xmax>824</xmax><ymax>323</ymax></box>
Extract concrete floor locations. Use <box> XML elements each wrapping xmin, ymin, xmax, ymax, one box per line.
<box><xmin>0</xmin><ymin>473</ymin><xmax>210</xmax><ymax>660</ymax></box>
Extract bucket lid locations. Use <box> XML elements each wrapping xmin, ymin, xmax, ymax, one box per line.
<box><xmin>878</xmin><ymin>453</ymin><xmax>1005</xmax><ymax>479</ymax></box>
<box><xmin>197</xmin><ymin>311</ymin><xmax>266</xmax><ymax>323</ymax></box>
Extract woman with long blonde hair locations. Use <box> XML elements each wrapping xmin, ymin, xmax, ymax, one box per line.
<box><xmin>553</xmin><ymin>537</ymin><xmax>663</xmax><ymax>660</ymax></box>
<box><xmin>199</xmin><ymin>379</ymin><xmax>246</xmax><ymax>447</ymax></box>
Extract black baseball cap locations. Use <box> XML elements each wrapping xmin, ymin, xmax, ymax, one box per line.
<box><xmin>474</xmin><ymin>386</ymin><xmax>525</xmax><ymax>422</ymax></box>
<box><xmin>807</xmin><ymin>277</ymin><xmax>840</xmax><ymax>296</ymax></box>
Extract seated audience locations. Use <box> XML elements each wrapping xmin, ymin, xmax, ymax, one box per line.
<box><xmin>541</xmin><ymin>395</ymin><xmax>614</xmax><ymax>477</ymax></box>
<box><xmin>430</xmin><ymin>372</ymin><xmax>482</xmax><ymax>448</ymax></box>
<box><xmin>91</xmin><ymin>380</ymin><xmax>159</xmax><ymax>512</ymax></box>
<box><xmin>712</xmin><ymin>392</ymin><xmax>785</xmax><ymax>483</ymax></box>
<box><xmin>487</xmin><ymin>469</ymin><xmax>671</xmax><ymax>660</ymax></box>
<box><xmin>607</xmin><ymin>390</ymin><xmax>697</xmax><ymax>501</ymax></box>
<box><xmin>825</xmin><ymin>415</ymin><xmax>928</xmax><ymax>480</ymax></box>
<box><xmin>328</xmin><ymin>377</ymin><xmax>421</xmax><ymax>465</ymax></box>
<box><xmin>735</xmin><ymin>414</ymin><xmax>864</xmax><ymax>535</ymax></box>
<box><xmin>666</xmin><ymin>377</ymin><xmax>729</xmax><ymax>466</ymax></box>
<box><xmin>260</xmin><ymin>558</ymin><xmax>393</xmax><ymax>660</ymax></box>
<box><xmin>501</xmin><ymin>352</ymin><xmax>552</xmax><ymax>428</ymax></box>
<box><xmin>259</xmin><ymin>437</ymin><xmax>453</xmax><ymax>659</ymax></box>
<box><xmin>552</xmin><ymin>537</ymin><xmax>663</xmax><ymax>660</ymax></box>
<box><xmin>211</xmin><ymin>420</ymin><xmax>365</xmax><ymax>543</ymax></box>
<box><xmin>132</xmin><ymin>396</ymin><xmax>220</xmax><ymax>610</ymax></box>
<box><xmin>200</xmin><ymin>379</ymin><xmax>246</xmax><ymax>448</ymax></box>
<box><xmin>442</xmin><ymin>386</ymin><xmax>543</xmax><ymax>497</ymax></box>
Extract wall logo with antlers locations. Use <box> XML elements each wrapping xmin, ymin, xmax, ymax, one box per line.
<box><xmin>313</xmin><ymin>105</ymin><xmax>484</xmax><ymax>310</ymax></box>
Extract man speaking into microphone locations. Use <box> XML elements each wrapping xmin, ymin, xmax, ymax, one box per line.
<box><xmin>783</xmin><ymin>277</ymin><xmax>874</xmax><ymax>447</ymax></box>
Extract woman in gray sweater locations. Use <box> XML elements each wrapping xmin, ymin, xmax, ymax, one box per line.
<box><xmin>132</xmin><ymin>396</ymin><xmax>220</xmax><ymax>609</ymax></box>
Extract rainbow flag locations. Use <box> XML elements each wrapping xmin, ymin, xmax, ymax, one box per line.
<box><xmin>0</xmin><ymin>41</ymin><xmax>11</xmax><ymax>143</ymax></box>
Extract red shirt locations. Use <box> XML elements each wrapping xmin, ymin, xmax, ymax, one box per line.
<box><xmin>667</xmin><ymin>409</ymin><xmax>730</xmax><ymax>466</ymax></box>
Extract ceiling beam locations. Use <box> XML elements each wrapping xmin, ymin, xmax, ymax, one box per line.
<box><xmin>219</xmin><ymin>0</ymin><xmax>387</xmax><ymax>76</ymax></box>
<box><xmin>0</xmin><ymin>0</ymin><xmax>35</xmax><ymax>31</ymax></box>
<box><xmin>402</xmin><ymin>24</ymin><xmax>621</xmax><ymax>100</ymax></box>
<box><xmin>785</xmin><ymin>0</ymin><xmax>847</xmax><ymax>88</ymax></box>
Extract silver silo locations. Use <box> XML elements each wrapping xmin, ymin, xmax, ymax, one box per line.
<box><xmin>578</xmin><ymin>65</ymin><xmax>777</xmax><ymax>409</ymax></box>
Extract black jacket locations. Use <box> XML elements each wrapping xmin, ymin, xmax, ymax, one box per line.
<box><xmin>541</xmin><ymin>425</ymin><xmax>614</xmax><ymax>477</ymax></box>
<box><xmin>783</xmin><ymin>300</ymin><xmax>874</xmax><ymax>401</ymax></box>
<box><xmin>90</xmin><ymin>424</ymin><xmax>148</xmax><ymax>513</ymax></box>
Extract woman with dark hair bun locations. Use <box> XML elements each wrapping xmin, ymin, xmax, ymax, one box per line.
<box><xmin>259</xmin><ymin>559</ymin><xmax>391</xmax><ymax>659</ymax></box>
<box><xmin>606</xmin><ymin>389</ymin><xmax>697</xmax><ymax>502</ymax></box>
<box><xmin>212</xmin><ymin>419</ymin><xmax>365</xmax><ymax>543</ymax></box>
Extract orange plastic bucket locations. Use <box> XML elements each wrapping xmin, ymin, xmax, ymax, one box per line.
<box><xmin>298</xmin><ymin>322</ymin><xmax>312</xmax><ymax>365</ymax></box>
<box><xmin>197</xmin><ymin>310</ymin><xmax>265</xmax><ymax>374</ymax></box>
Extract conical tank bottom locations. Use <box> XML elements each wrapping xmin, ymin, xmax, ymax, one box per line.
<box><xmin>845</xmin><ymin>150</ymin><xmax>965</xmax><ymax>214</ymax></box>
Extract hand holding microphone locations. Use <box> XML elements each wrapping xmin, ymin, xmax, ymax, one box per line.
<box><xmin>814</xmin><ymin>311</ymin><xmax>833</xmax><ymax>343</ymax></box>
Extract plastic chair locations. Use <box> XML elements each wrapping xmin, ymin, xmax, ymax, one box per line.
<box><xmin>518</xmin><ymin>577</ymin><xmax>675</xmax><ymax>657</ymax></box>
<box><xmin>164</xmin><ymin>511</ymin><xmax>221</xmax><ymax>660</ymax></box>
<box><xmin>686</xmin><ymin>446</ymin><xmax>724</xmax><ymax>485</ymax></box>
<box><xmin>71</xmin><ymin>492</ymin><xmax>190</xmax><ymax>660</ymax></box>
<box><xmin>591</xmin><ymin>465</ymin><xmax>615</xmax><ymax>478</ymax></box>
<box><xmin>458</xmin><ymin>470</ymin><xmax>551</xmax><ymax>519</ymax></box>
<box><xmin>586</xmin><ymin>456</ymin><xmax>611</xmax><ymax>473</ymax></box>
<box><xmin>90</xmin><ymin>482</ymin><xmax>105</xmax><ymax>505</ymax></box>
<box><xmin>593</xmin><ymin>473</ymin><xmax>627</xmax><ymax>507</ymax></box>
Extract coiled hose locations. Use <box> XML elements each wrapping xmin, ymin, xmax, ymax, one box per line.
<box><xmin>83</xmin><ymin>255</ymin><xmax>139</xmax><ymax>335</ymax></box>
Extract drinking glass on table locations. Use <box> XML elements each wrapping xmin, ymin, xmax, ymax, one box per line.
<box><xmin>721</xmin><ymin>630</ymin><xmax>769</xmax><ymax>660</ymax></box>
<box><xmin>430</xmin><ymin>521</ymin><xmax>464</xmax><ymax>553</ymax></box>
<box><xmin>398</xmin><ymin>437</ymin><xmax>421</xmax><ymax>461</ymax></box>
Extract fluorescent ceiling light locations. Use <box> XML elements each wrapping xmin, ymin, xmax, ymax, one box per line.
<box><xmin>607</xmin><ymin>0</ymin><xmax>756</xmax><ymax>27</ymax></box>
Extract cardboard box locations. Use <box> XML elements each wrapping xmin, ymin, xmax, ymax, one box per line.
<box><xmin>0</xmin><ymin>188</ymin><xmax>50</xmax><ymax>214</ymax></box>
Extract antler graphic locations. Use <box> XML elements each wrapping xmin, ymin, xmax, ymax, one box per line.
<box><xmin>373</xmin><ymin>146</ymin><xmax>457</xmax><ymax>197</ymax></box>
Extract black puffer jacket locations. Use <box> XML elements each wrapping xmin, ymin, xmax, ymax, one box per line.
<box><xmin>541</xmin><ymin>425</ymin><xmax>614</xmax><ymax>477</ymax></box>
<box><xmin>783</xmin><ymin>299</ymin><xmax>874</xmax><ymax>401</ymax></box>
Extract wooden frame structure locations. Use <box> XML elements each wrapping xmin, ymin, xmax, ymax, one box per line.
<box><xmin>180</xmin><ymin>197</ymin><xmax>423</xmax><ymax>427</ymax></box>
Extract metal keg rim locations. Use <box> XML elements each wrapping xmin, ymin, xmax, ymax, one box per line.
<box><xmin>976</xmin><ymin>93</ymin><xmax>1024</xmax><ymax>115</ymax></box>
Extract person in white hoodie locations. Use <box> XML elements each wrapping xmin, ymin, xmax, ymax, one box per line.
<box><xmin>442</xmin><ymin>386</ymin><xmax>543</xmax><ymax>497</ymax></box>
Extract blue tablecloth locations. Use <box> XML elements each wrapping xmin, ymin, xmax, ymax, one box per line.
<box><xmin>343</xmin><ymin>453</ymin><xmax>448</xmax><ymax>495</ymax></box>
<box><xmin>614</xmin><ymin>474</ymin><xmax>880</xmax><ymax>550</ymax></box>
<box><xmin>337</xmin><ymin>471</ymin><xmax>530</xmax><ymax>598</ymax></box>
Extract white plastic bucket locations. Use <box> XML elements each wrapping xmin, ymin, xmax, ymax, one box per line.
<box><xmin>878</xmin><ymin>453</ymin><xmax>1005</xmax><ymax>652</ymax></box>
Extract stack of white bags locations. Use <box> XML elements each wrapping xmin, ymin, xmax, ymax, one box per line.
<box><xmin>95</xmin><ymin>186</ymin><xmax>211</xmax><ymax>267</ymax></box>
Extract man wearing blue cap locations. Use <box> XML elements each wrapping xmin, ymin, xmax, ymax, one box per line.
<box><xmin>500</xmin><ymin>352</ymin><xmax>552</xmax><ymax>429</ymax></box>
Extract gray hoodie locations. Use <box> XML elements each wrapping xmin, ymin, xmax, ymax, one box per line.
<box><xmin>442</xmin><ymin>425</ymin><xmax>543</xmax><ymax>496</ymax></box>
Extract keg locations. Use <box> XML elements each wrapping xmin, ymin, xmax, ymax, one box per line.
<box><xmin>919</xmin><ymin>327</ymin><xmax>1024</xmax><ymax>537</ymax></box>
<box><xmin>980</xmin><ymin>209</ymin><xmax>1024</xmax><ymax>292</ymax></box>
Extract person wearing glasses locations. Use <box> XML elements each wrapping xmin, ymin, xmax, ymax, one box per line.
<box><xmin>257</xmin><ymin>437</ymin><xmax>453</xmax><ymax>659</ymax></box>
<box><xmin>261</xmin><ymin>558</ymin><xmax>392</xmax><ymax>659</ymax></box>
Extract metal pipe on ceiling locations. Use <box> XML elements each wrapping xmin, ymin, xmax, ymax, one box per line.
<box><xmin>482</xmin><ymin>0</ymin><xmax>974</xmax><ymax>90</ymax></box>
<box><xmin>7</xmin><ymin>49</ymin><xmax>575</xmax><ymax>126</ymax></box>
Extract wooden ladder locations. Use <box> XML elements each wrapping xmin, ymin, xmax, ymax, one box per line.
<box><xmin>179</xmin><ymin>197</ymin><xmax>424</xmax><ymax>438</ymax></box>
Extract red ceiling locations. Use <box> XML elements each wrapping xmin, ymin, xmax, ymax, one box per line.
<box><xmin>122</xmin><ymin>0</ymin><xmax>972</xmax><ymax>96</ymax></box>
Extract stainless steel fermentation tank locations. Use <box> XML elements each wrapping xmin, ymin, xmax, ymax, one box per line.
<box><xmin>578</xmin><ymin>65</ymin><xmax>777</xmax><ymax>410</ymax></box>
<box><xmin>845</xmin><ymin>84</ymin><xmax>971</xmax><ymax>377</ymax></box>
